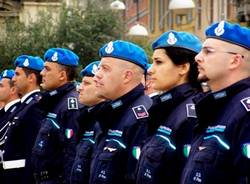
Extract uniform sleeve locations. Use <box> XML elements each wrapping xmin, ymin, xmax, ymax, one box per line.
<box><xmin>233</xmin><ymin>114</ymin><xmax>250</xmax><ymax>182</ymax></box>
<box><xmin>125</xmin><ymin>117</ymin><xmax>149</xmax><ymax>184</ymax></box>
<box><xmin>60</xmin><ymin>109</ymin><xmax>80</xmax><ymax>183</ymax></box>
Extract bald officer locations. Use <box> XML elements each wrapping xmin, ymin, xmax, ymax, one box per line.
<box><xmin>89</xmin><ymin>40</ymin><xmax>152</xmax><ymax>184</ymax></box>
<box><xmin>180</xmin><ymin>21</ymin><xmax>250</xmax><ymax>184</ymax></box>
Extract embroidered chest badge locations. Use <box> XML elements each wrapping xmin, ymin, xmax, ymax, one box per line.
<box><xmin>68</xmin><ymin>97</ymin><xmax>78</xmax><ymax>110</ymax></box>
<box><xmin>132</xmin><ymin>105</ymin><xmax>149</xmax><ymax>119</ymax></box>
<box><xmin>186</xmin><ymin>104</ymin><xmax>197</xmax><ymax>118</ymax></box>
<box><xmin>241</xmin><ymin>97</ymin><xmax>250</xmax><ymax>112</ymax></box>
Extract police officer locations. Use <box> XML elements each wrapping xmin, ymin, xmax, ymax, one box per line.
<box><xmin>89</xmin><ymin>40</ymin><xmax>152</xmax><ymax>184</ymax></box>
<box><xmin>32</xmin><ymin>48</ymin><xmax>82</xmax><ymax>184</ymax></box>
<box><xmin>180</xmin><ymin>21</ymin><xmax>250</xmax><ymax>184</ymax></box>
<box><xmin>70</xmin><ymin>61</ymin><xmax>105</xmax><ymax>184</ymax></box>
<box><xmin>2</xmin><ymin>55</ymin><xmax>44</xmax><ymax>184</ymax></box>
<box><xmin>0</xmin><ymin>69</ymin><xmax>21</xmax><ymax>182</ymax></box>
<box><xmin>135</xmin><ymin>31</ymin><xmax>202</xmax><ymax>184</ymax></box>
<box><xmin>143</xmin><ymin>64</ymin><xmax>160</xmax><ymax>98</ymax></box>
<box><xmin>0</xmin><ymin>69</ymin><xmax>21</xmax><ymax>148</ymax></box>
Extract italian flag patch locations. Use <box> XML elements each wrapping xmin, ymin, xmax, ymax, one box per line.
<box><xmin>242</xmin><ymin>143</ymin><xmax>250</xmax><ymax>159</ymax></box>
<box><xmin>132</xmin><ymin>146</ymin><xmax>141</xmax><ymax>160</ymax></box>
<box><xmin>183</xmin><ymin>144</ymin><xmax>191</xmax><ymax>158</ymax></box>
<box><xmin>65</xmin><ymin>129</ymin><xmax>74</xmax><ymax>139</ymax></box>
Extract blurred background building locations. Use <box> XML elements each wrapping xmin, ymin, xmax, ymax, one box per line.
<box><xmin>0</xmin><ymin>0</ymin><xmax>249</xmax><ymax>40</ymax></box>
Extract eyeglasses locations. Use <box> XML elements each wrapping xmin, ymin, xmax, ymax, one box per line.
<box><xmin>201</xmin><ymin>47</ymin><xmax>244</xmax><ymax>58</ymax></box>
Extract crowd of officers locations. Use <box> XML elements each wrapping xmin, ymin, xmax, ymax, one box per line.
<box><xmin>0</xmin><ymin>20</ymin><xmax>249</xmax><ymax>184</ymax></box>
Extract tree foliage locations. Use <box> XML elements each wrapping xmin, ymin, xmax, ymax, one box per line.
<box><xmin>0</xmin><ymin>0</ymin><xmax>123</xmax><ymax>70</ymax></box>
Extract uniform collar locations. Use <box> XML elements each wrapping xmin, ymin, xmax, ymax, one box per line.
<box><xmin>95</xmin><ymin>84</ymin><xmax>145</xmax><ymax>130</ymax></box>
<box><xmin>194</xmin><ymin>77</ymin><xmax>250</xmax><ymax>105</ymax></box>
<box><xmin>156</xmin><ymin>83</ymin><xmax>196</xmax><ymax>105</ymax></box>
<box><xmin>21</xmin><ymin>89</ymin><xmax>40</xmax><ymax>103</ymax></box>
<box><xmin>4</xmin><ymin>99</ymin><xmax>20</xmax><ymax>112</ymax></box>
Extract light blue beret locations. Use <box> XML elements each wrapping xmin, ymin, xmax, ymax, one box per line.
<box><xmin>44</xmin><ymin>48</ymin><xmax>79</xmax><ymax>67</ymax></box>
<box><xmin>152</xmin><ymin>31</ymin><xmax>202</xmax><ymax>53</ymax></box>
<box><xmin>206</xmin><ymin>21</ymin><xmax>250</xmax><ymax>50</ymax></box>
<box><xmin>14</xmin><ymin>55</ymin><xmax>44</xmax><ymax>71</ymax></box>
<box><xmin>99</xmin><ymin>40</ymin><xmax>149</xmax><ymax>71</ymax></box>
<box><xmin>1</xmin><ymin>69</ymin><xmax>15</xmax><ymax>79</ymax></box>
<box><xmin>80</xmin><ymin>61</ymin><xmax>100</xmax><ymax>77</ymax></box>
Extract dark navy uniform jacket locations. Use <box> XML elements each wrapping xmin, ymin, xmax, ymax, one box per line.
<box><xmin>0</xmin><ymin>100</ymin><xmax>21</xmax><ymax>150</ymax></box>
<box><xmin>89</xmin><ymin>84</ymin><xmax>152</xmax><ymax>184</ymax></box>
<box><xmin>70</xmin><ymin>102</ymin><xmax>105</xmax><ymax>184</ymax></box>
<box><xmin>32</xmin><ymin>82</ymin><xmax>82</xmax><ymax>183</ymax></box>
<box><xmin>136</xmin><ymin>83</ymin><xmax>199</xmax><ymax>184</ymax></box>
<box><xmin>180</xmin><ymin>77</ymin><xmax>250</xmax><ymax>184</ymax></box>
<box><xmin>0</xmin><ymin>100</ymin><xmax>21</xmax><ymax>183</ymax></box>
<box><xmin>2</xmin><ymin>91</ymin><xmax>43</xmax><ymax>184</ymax></box>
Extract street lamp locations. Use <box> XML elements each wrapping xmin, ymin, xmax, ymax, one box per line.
<box><xmin>169</xmin><ymin>0</ymin><xmax>195</xmax><ymax>10</ymax></box>
<box><xmin>160</xmin><ymin>0</ymin><xmax>196</xmax><ymax>29</ymax></box>
<box><xmin>110</xmin><ymin>0</ymin><xmax>126</xmax><ymax>10</ymax></box>
<box><xmin>128</xmin><ymin>0</ymin><xmax>149</xmax><ymax>36</ymax></box>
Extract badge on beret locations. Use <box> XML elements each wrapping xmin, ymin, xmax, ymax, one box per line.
<box><xmin>167</xmin><ymin>32</ymin><xmax>177</xmax><ymax>45</ymax></box>
<box><xmin>241</xmin><ymin>97</ymin><xmax>250</xmax><ymax>112</ymax></box>
<box><xmin>92</xmin><ymin>64</ymin><xmax>98</xmax><ymax>75</ymax></box>
<box><xmin>105</xmin><ymin>41</ymin><xmax>114</xmax><ymax>54</ymax></box>
<box><xmin>3</xmin><ymin>70</ymin><xmax>7</xmax><ymax>77</ymax></box>
<box><xmin>214</xmin><ymin>21</ymin><xmax>225</xmax><ymax>36</ymax></box>
<box><xmin>23</xmin><ymin>59</ymin><xmax>30</xmax><ymax>67</ymax></box>
<box><xmin>132</xmin><ymin>105</ymin><xmax>149</xmax><ymax>119</ymax></box>
<box><xmin>68</xmin><ymin>97</ymin><xmax>78</xmax><ymax>110</ymax></box>
<box><xmin>52</xmin><ymin>52</ymin><xmax>58</xmax><ymax>61</ymax></box>
<box><xmin>186</xmin><ymin>104</ymin><xmax>197</xmax><ymax>118</ymax></box>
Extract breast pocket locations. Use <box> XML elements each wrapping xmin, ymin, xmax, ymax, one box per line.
<box><xmin>32</xmin><ymin>120</ymin><xmax>58</xmax><ymax>156</ymax></box>
<box><xmin>136</xmin><ymin>135</ymin><xmax>176</xmax><ymax>184</ymax></box>
<box><xmin>188</xmin><ymin>135</ymin><xmax>231</xmax><ymax>184</ymax></box>
<box><xmin>93</xmin><ymin>138</ymin><xmax>126</xmax><ymax>184</ymax></box>
<box><xmin>70</xmin><ymin>141</ymin><xmax>94</xmax><ymax>184</ymax></box>
<box><xmin>194</xmin><ymin>135</ymin><xmax>230</xmax><ymax>167</ymax></box>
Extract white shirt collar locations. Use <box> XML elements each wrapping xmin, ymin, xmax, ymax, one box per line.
<box><xmin>21</xmin><ymin>89</ymin><xmax>40</xmax><ymax>103</ymax></box>
<box><xmin>148</xmin><ymin>92</ymin><xmax>160</xmax><ymax>98</ymax></box>
<box><xmin>4</xmin><ymin>99</ymin><xmax>20</xmax><ymax>112</ymax></box>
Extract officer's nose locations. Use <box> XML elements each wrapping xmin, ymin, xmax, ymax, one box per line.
<box><xmin>40</xmin><ymin>69</ymin><xmax>44</xmax><ymax>76</ymax></box>
<box><xmin>12</xmin><ymin>75</ymin><xmax>16</xmax><ymax>82</ymax></box>
<box><xmin>195</xmin><ymin>52</ymin><xmax>203</xmax><ymax>64</ymax></box>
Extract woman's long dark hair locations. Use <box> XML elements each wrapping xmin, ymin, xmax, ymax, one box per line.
<box><xmin>163</xmin><ymin>47</ymin><xmax>201</xmax><ymax>90</ymax></box>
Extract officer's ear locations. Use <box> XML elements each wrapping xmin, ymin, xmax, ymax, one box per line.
<box><xmin>59</xmin><ymin>70</ymin><xmax>67</xmax><ymax>81</ymax></box>
<box><xmin>123</xmin><ymin>69</ymin><xmax>133</xmax><ymax>84</ymax></box>
<box><xmin>178</xmin><ymin>62</ymin><xmax>190</xmax><ymax>76</ymax></box>
<box><xmin>27</xmin><ymin>73</ymin><xmax>36</xmax><ymax>83</ymax></box>
<box><xmin>229</xmin><ymin>54</ymin><xmax>244</xmax><ymax>70</ymax></box>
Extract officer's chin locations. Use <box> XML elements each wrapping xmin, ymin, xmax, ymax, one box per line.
<box><xmin>40</xmin><ymin>83</ymin><xmax>47</xmax><ymax>90</ymax></box>
<box><xmin>197</xmin><ymin>74</ymin><xmax>209</xmax><ymax>83</ymax></box>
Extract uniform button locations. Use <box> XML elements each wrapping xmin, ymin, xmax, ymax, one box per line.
<box><xmin>12</xmin><ymin>122</ymin><xmax>15</xmax><ymax>125</ymax></box>
<box><xmin>5</xmin><ymin>136</ymin><xmax>7</xmax><ymax>139</ymax></box>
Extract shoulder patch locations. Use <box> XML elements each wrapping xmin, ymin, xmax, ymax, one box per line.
<box><xmin>132</xmin><ymin>105</ymin><xmax>149</xmax><ymax>119</ymax></box>
<box><xmin>241</xmin><ymin>97</ymin><xmax>250</xmax><ymax>112</ymax></box>
<box><xmin>186</xmin><ymin>103</ymin><xmax>197</xmax><ymax>118</ymax></box>
<box><xmin>68</xmin><ymin>97</ymin><xmax>78</xmax><ymax>110</ymax></box>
